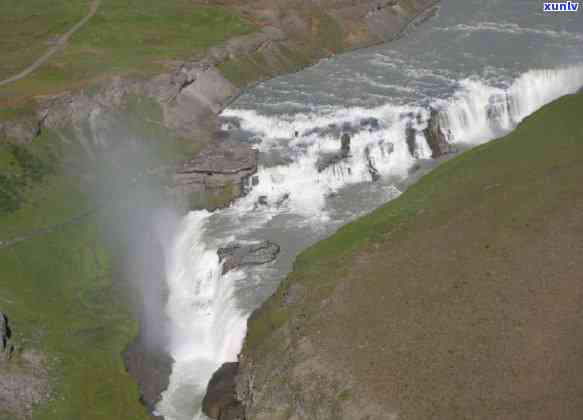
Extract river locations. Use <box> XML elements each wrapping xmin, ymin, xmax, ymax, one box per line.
<box><xmin>157</xmin><ymin>1</ymin><xmax>583</xmax><ymax>419</ymax></box>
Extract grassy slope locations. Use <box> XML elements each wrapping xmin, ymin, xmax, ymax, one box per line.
<box><xmin>0</xmin><ymin>133</ymin><xmax>150</xmax><ymax>420</ymax></box>
<box><xmin>0</xmin><ymin>0</ymin><xmax>255</xmax><ymax>104</ymax></box>
<box><xmin>244</xmin><ymin>93</ymin><xmax>583</xmax><ymax>418</ymax></box>
<box><xmin>216</xmin><ymin>9</ymin><xmax>344</xmax><ymax>88</ymax></box>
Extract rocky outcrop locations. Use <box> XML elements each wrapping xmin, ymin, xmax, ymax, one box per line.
<box><xmin>0</xmin><ymin>118</ymin><xmax>43</xmax><ymax>144</ymax></box>
<box><xmin>364</xmin><ymin>146</ymin><xmax>381</xmax><ymax>181</ymax></box>
<box><xmin>202</xmin><ymin>362</ymin><xmax>245</xmax><ymax>420</ymax></box>
<box><xmin>317</xmin><ymin>132</ymin><xmax>351</xmax><ymax>172</ymax></box>
<box><xmin>1</xmin><ymin>312</ymin><xmax>14</xmax><ymax>359</ymax></box>
<box><xmin>168</xmin><ymin>141</ymin><xmax>258</xmax><ymax>211</ymax></box>
<box><xmin>423</xmin><ymin>108</ymin><xmax>456</xmax><ymax>158</ymax></box>
<box><xmin>218</xmin><ymin>241</ymin><xmax>280</xmax><ymax>274</ymax></box>
<box><xmin>123</xmin><ymin>338</ymin><xmax>172</xmax><ymax>419</ymax></box>
<box><xmin>405</xmin><ymin>120</ymin><xmax>418</xmax><ymax>157</ymax></box>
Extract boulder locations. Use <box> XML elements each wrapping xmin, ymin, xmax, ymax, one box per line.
<box><xmin>405</xmin><ymin>121</ymin><xmax>417</xmax><ymax>157</ymax></box>
<box><xmin>0</xmin><ymin>312</ymin><xmax>7</xmax><ymax>351</ymax></box>
<box><xmin>169</xmin><ymin>141</ymin><xmax>258</xmax><ymax>211</ymax></box>
<box><xmin>202</xmin><ymin>362</ymin><xmax>245</xmax><ymax>420</ymax></box>
<box><xmin>316</xmin><ymin>132</ymin><xmax>351</xmax><ymax>172</ymax></box>
<box><xmin>359</xmin><ymin>117</ymin><xmax>380</xmax><ymax>131</ymax></box>
<box><xmin>423</xmin><ymin>108</ymin><xmax>456</xmax><ymax>158</ymax></box>
<box><xmin>364</xmin><ymin>146</ymin><xmax>381</xmax><ymax>182</ymax></box>
<box><xmin>218</xmin><ymin>241</ymin><xmax>280</xmax><ymax>274</ymax></box>
<box><xmin>1</xmin><ymin>312</ymin><xmax>14</xmax><ymax>359</ymax></box>
<box><xmin>340</xmin><ymin>132</ymin><xmax>351</xmax><ymax>157</ymax></box>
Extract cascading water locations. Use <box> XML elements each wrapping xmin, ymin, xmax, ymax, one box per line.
<box><xmin>158</xmin><ymin>0</ymin><xmax>582</xmax><ymax>417</ymax></box>
<box><xmin>157</xmin><ymin>63</ymin><xmax>583</xmax><ymax>420</ymax></box>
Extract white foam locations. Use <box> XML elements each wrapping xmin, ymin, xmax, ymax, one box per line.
<box><xmin>437</xmin><ymin>21</ymin><xmax>583</xmax><ymax>43</ymax></box>
<box><xmin>157</xmin><ymin>212</ymin><xmax>247</xmax><ymax>420</ymax></box>
<box><xmin>440</xmin><ymin>65</ymin><xmax>583</xmax><ymax>144</ymax></box>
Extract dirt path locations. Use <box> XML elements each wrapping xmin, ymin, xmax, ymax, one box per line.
<box><xmin>0</xmin><ymin>0</ymin><xmax>101</xmax><ymax>88</ymax></box>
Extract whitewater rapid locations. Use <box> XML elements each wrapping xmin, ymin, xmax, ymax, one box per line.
<box><xmin>157</xmin><ymin>63</ymin><xmax>583</xmax><ymax>419</ymax></box>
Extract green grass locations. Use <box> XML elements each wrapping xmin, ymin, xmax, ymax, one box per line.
<box><xmin>0</xmin><ymin>0</ymin><xmax>256</xmax><ymax>101</ymax></box>
<box><xmin>0</xmin><ymin>131</ymin><xmax>149</xmax><ymax>420</ymax></box>
<box><xmin>217</xmin><ymin>10</ymin><xmax>344</xmax><ymax>88</ymax></box>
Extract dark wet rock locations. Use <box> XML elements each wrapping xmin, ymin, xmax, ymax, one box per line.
<box><xmin>0</xmin><ymin>313</ymin><xmax>7</xmax><ymax>347</ymax></box>
<box><xmin>341</xmin><ymin>133</ymin><xmax>351</xmax><ymax>157</ymax></box>
<box><xmin>364</xmin><ymin>146</ymin><xmax>381</xmax><ymax>182</ymax></box>
<box><xmin>275</xmin><ymin>193</ymin><xmax>290</xmax><ymax>208</ymax></box>
<box><xmin>251</xmin><ymin>176</ymin><xmax>259</xmax><ymax>186</ymax></box>
<box><xmin>218</xmin><ymin>241</ymin><xmax>280</xmax><ymax>274</ymax></box>
<box><xmin>257</xmin><ymin>195</ymin><xmax>268</xmax><ymax>206</ymax></box>
<box><xmin>169</xmin><ymin>141</ymin><xmax>258</xmax><ymax>212</ymax></box>
<box><xmin>1</xmin><ymin>312</ymin><xmax>14</xmax><ymax>359</ymax></box>
<box><xmin>316</xmin><ymin>132</ymin><xmax>352</xmax><ymax>172</ymax></box>
<box><xmin>423</xmin><ymin>108</ymin><xmax>456</xmax><ymax>158</ymax></box>
<box><xmin>405</xmin><ymin>121</ymin><xmax>417</xmax><ymax>157</ymax></box>
<box><xmin>359</xmin><ymin>117</ymin><xmax>380</xmax><ymax>131</ymax></box>
<box><xmin>202</xmin><ymin>362</ymin><xmax>245</xmax><ymax>420</ymax></box>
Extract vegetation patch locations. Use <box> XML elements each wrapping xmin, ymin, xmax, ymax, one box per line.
<box><xmin>0</xmin><ymin>129</ymin><xmax>150</xmax><ymax>420</ymax></box>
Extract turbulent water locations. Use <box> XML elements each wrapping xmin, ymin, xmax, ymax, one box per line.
<box><xmin>157</xmin><ymin>1</ymin><xmax>583</xmax><ymax>419</ymax></box>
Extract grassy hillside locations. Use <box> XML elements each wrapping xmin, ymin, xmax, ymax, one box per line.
<box><xmin>0</xmin><ymin>0</ymin><xmax>255</xmax><ymax>103</ymax></box>
<box><xmin>0</xmin><ymin>131</ymin><xmax>151</xmax><ymax>420</ymax></box>
<box><xmin>243</xmin><ymin>93</ymin><xmax>583</xmax><ymax>419</ymax></box>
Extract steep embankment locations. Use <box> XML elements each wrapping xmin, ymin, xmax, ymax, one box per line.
<box><xmin>235</xmin><ymin>93</ymin><xmax>583</xmax><ymax>419</ymax></box>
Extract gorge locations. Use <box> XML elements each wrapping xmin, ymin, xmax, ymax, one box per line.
<box><xmin>157</xmin><ymin>1</ymin><xmax>583</xmax><ymax>419</ymax></box>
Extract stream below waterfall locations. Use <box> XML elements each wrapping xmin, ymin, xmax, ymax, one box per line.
<box><xmin>157</xmin><ymin>1</ymin><xmax>583</xmax><ymax>418</ymax></box>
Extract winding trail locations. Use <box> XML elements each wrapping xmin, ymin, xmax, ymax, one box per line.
<box><xmin>0</xmin><ymin>0</ymin><xmax>101</xmax><ymax>88</ymax></box>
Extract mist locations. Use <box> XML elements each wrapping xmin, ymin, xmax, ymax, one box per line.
<box><xmin>79</xmin><ymin>107</ymin><xmax>182</xmax><ymax>354</ymax></box>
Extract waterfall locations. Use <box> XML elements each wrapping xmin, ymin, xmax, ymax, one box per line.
<box><xmin>157</xmin><ymin>64</ymin><xmax>583</xmax><ymax>420</ymax></box>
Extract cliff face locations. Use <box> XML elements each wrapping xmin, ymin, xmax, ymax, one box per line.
<box><xmin>233</xmin><ymin>94</ymin><xmax>583</xmax><ymax>420</ymax></box>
